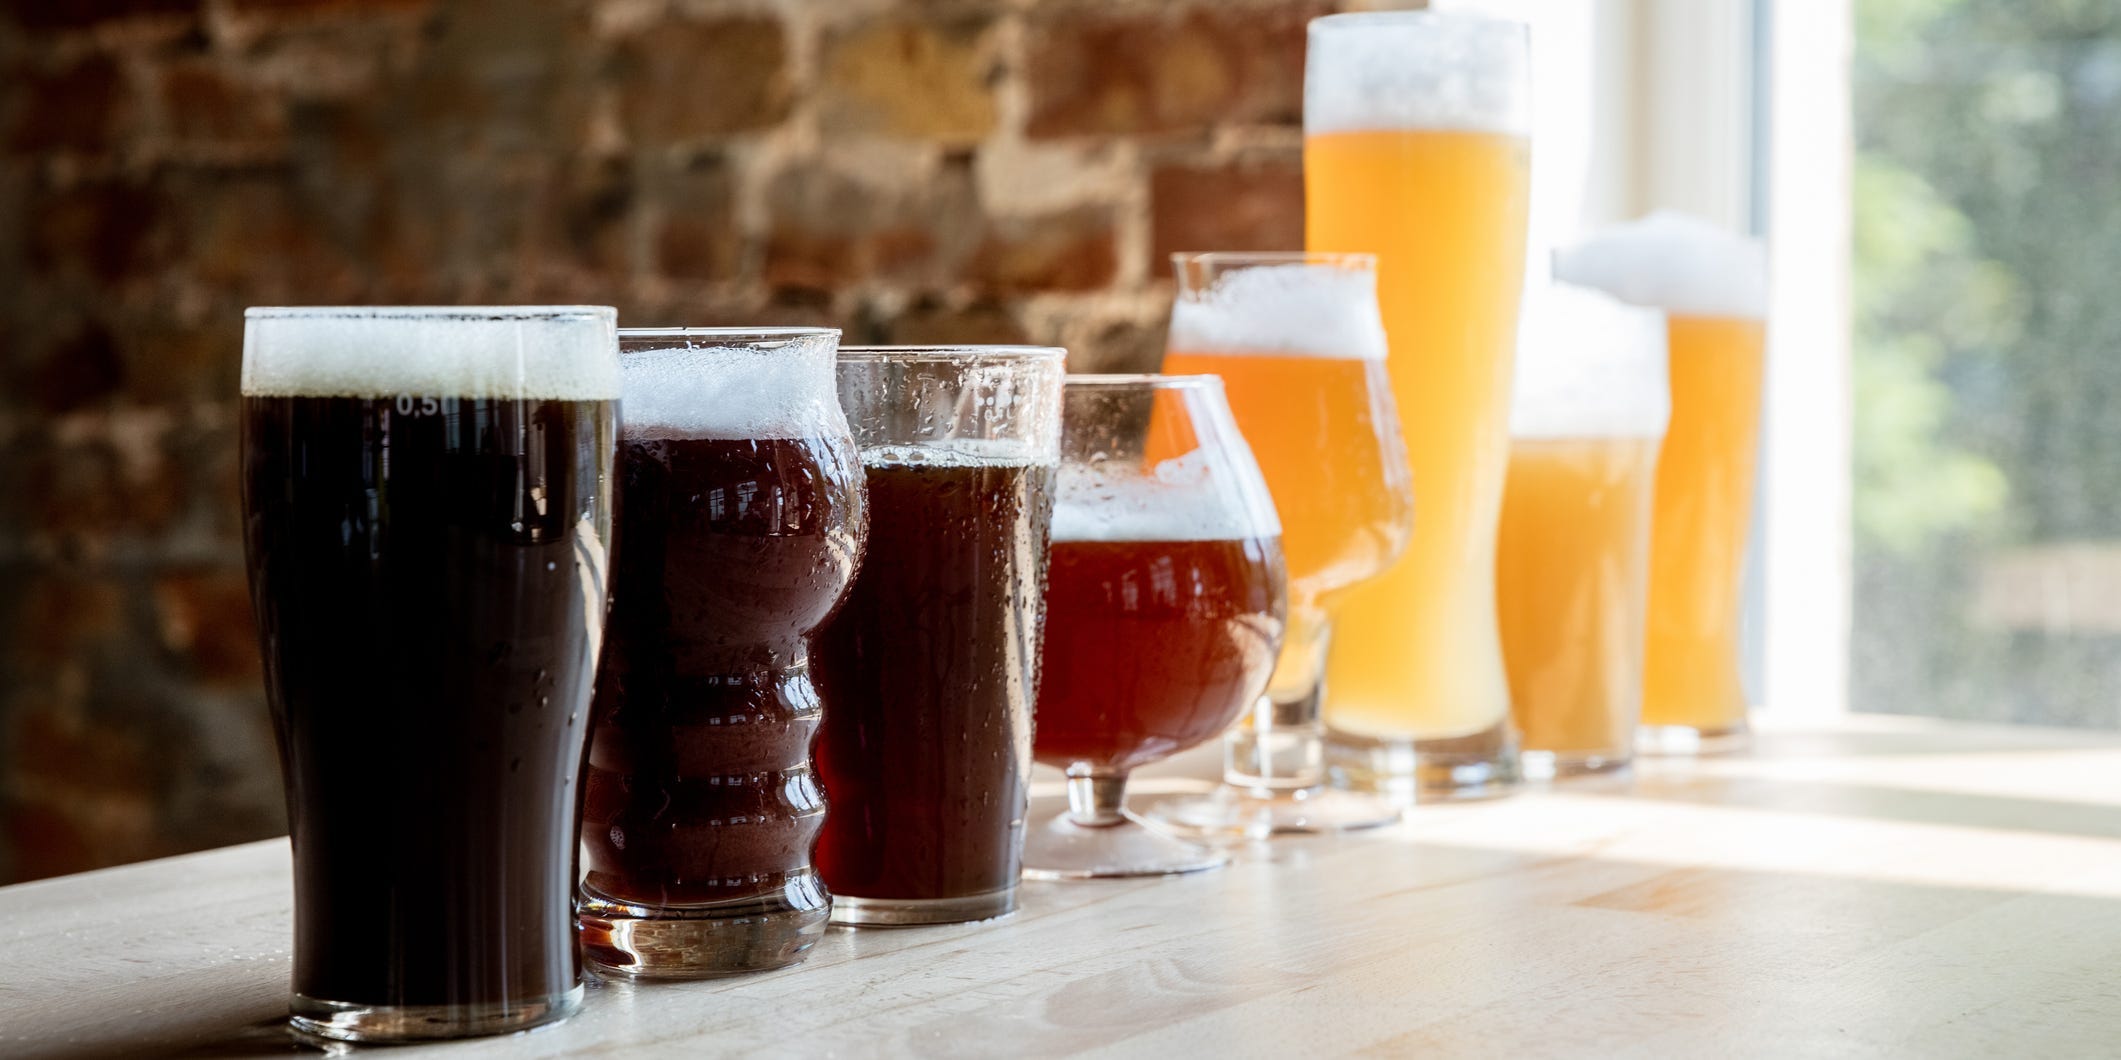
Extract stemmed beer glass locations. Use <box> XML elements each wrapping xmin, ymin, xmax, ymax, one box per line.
<box><xmin>1155</xmin><ymin>253</ymin><xmax>1414</xmax><ymax>836</ymax></box>
<box><xmin>1023</xmin><ymin>375</ymin><xmax>1287</xmax><ymax>878</ymax></box>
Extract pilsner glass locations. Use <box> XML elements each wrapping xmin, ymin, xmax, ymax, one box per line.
<box><xmin>814</xmin><ymin>346</ymin><xmax>1065</xmax><ymax>924</ymax></box>
<box><xmin>1154</xmin><ymin>253</ymin><xmax>1411</xmax><ymax>835</ymax></box>
<box><xmin>1023</xmin><ymin>375</ymin><xmax>1287</xmax><ymax>878</ymax></box>
<box><xmin>1553</xmin><ymin>212</ymin><xmax>1769</xmax><ymax>755</ymax></box>
<box><xmin>1498</xmin><ymin>285</ymin><xmax>1668</xmax><ymax>780</ymax></box>
<box><xmin>1305</xmin><ymin>11</ymin><xmax>1533</xmax><ymax>801</ymax></box>
<box><xmin>576</xmin><ymin>328</ymin><xmax>865</xmax><ymax>978</ymax></box>
<box><xmin>241</xmin><ymin>306</ymin><xmax>618</xmax><ymax>1042</ymax></box>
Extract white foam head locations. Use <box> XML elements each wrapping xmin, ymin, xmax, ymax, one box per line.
<box><xmin>1511</xmin><ymin>282</ymin><xmax>1669</xmax><ymax>439</ymax></box>
<box><xmin>1053</xmin><ymin>451</ymin><xmax>1280</xmax><ymax>543</ymax></box>
<box><xmin>1306</xmin><ymin>12</ymin><xmax>1531</xmax><ymax>136</ymax></box>
<box><xmin>618</xmin><ymin>330</ymin><xmax>845</xmax><ymax>441</ymax></box>
<box><xmin>241</xmin><ymin>306</ymin><xmax>618</xmax><ymax>399</ymax></box>
<box><xmin>858</xmin><ymin>439</ymin><xmax>1049</xmax><ymax>469</ymax></box>
<box><xmin>1168</xmin><ymin>260</ymin><xmax>1388</xmax><ymax>360</ymax></box>
<box><xmin>1553</xmin><ymin>211</ymin><xmax>1768</xmax><ymax>319</ymax></box>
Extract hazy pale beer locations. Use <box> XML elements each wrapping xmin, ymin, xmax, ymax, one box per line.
<box><xmin>241</xmin><ymin>307</ymin><xmax>618</xmax><ymax>1043</ymax></box>
<box><xmin>1304</xmin><ymin>12</ymin><xmax>1532</xmax><ymax>798</ymax></box>
<box><xmin>1496</xmin><ymin>285</ymin><xmax>1668</xmax><ymax>778</ymax></box>
<box><xmin>1555</xmin><ymin>213</ymin><xmax>1769</xmax><ymax>753</ymax></box>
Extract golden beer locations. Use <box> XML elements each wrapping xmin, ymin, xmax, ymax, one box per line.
<box><xmin>1554</xmin><ymin>212</ymin><xmax>1769</xmax><ymax>753</ymax></box>
<box><xmin>1305</xmin><ymin>12</ymin><xmax>1532</xmax><ymax>798</ymax></box>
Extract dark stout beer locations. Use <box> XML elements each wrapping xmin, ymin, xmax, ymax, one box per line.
<box><xmin>244</xmin><ymin>393</ymin><xmax>615</xmax><ymax>1023</ymax></box>
<box><xmin>813</xmin><ymin>455</ymin><xmax>1056</xmax><ymax>908</ymax></box>
<box><xmin>1034</xmin><ymin>536</ymin><xmax>1285</xmax><ymax>772</ymax></box>
<box><xmin>578</xmin><ymin>431</ymin><xmax>864</xmax><ymax>973</ymax></box>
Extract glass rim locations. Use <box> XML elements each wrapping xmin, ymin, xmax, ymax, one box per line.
<box><xmin>1309</xmin><ymin>10</ymin><xmax>1528</xmax><ymax>35</ymax></box>
<box><xmin>1064</xmin><ymin>373</ymin><xmax>1224</xmax><ymax>391</ymax></box>
<box><xmin>245</xmin><ymin>305</ymin><xmax>614</xmax><ymax>321</ymax></box>
<box><xmin>619</xmin><ymin>326</ymin><xmax>838</xmax><ymax>341</ymax></box>
<box><xmin>837</xmin><ymin>345</ymin><xmax>1066</xmax><ymax>363</ymax></box>
<box><xmin>1170</xmin><ymin>251</ymin><xmax>1377</xmax><ymax>269</ymax></box>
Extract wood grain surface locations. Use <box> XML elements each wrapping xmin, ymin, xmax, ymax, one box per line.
<box><xmin>3</xmin><ymin>715</ymin><xmax>2118</xmax><ymax>1058</ymax></box>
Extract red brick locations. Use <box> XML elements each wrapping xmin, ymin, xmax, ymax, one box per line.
<box><xmin>762</xmin><ymin>164</ymin><xmax>977</xmax><ymax>295</ymax></box>
<box><xmin>27</xmin><ymin>178</ymin><xmax>175</xmax><ymax>284</ymax></box>
<box><xmin>4</xmin><ymin>0</ymin><xmax>196</xmax><ymax>32</ymax></box>
<box><xmin>158</xmin><ymin>60</ymin><xmax>288</xmax><ymax>154</ymax></box>
<box><xmin>152</xmin><ymin>572</ymin><xmax>262</xmax><ymax>688</ymax></box>
<box><xmin>885</xmin><ymin>299</ymin><xmax>1030</xmax><ymax>346</ymax></box>
<box><xmin>27</xmin><ymin>322</ymin><xmax>127</xmax><ymax>414</ymax></box>
<box><xmin>7</xmin><ymin>53</ymin><xmax>133</xmax><ymax>154</ymax></box>
<box><xmin>819</xmin><ymin>16</ymin><xmax>999</xmax><ymax>145</ymax></box>
<box><xmin>3</xmin><ymin>700</ymin><xmax>159</xmax><ymax>880</ymax></box>
<box><xmin>1073</xmin><ymin>318</ymin><xmax>1171</xmax><ymax>375</ymax></box>
<box><xmin>223</xmin><ymin>0</ymin><xmax>429</xmax><ymax>14</ymax></box>
<box><xmin>653</xmin><ymin>158</ymin><xmax>738</xmax><ymax>282</ymax></box>
<box><xmin>1149</xmin><ymin>156</ymin><xmax>1304</xmax><ymax>263</ymax></box>
<box><xmin>7</xmin><ymin>579</ymin><xmax>125</xmax><ymax>672</ymax></box>
<box><xmin>613</xmin><ymin>17</ymin><xmax>790</xmax><ymax>144</ymax></box>
<box><xmin>969</xmin><ymin>209</ymin><xmax>1119</xmax><ymax>294</ymax></box>
<box><xmin>183</xmin><ymin>175</ymin><xmax>362</xmax><ymax>303</ymax></box>
<box><xmin>1025</xmin><ymin>4</ymin><xmax>1325</xmax><ymax>139</ymax></box>
<box><xmin>15</xmin><ymin>420</ymin><xmax>186</xmax><ymax>543</ymax></box>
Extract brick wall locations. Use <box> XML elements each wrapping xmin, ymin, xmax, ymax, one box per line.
<box><xmin>0</xmin><ymin>0</ymin><xmax>1414</xmax><ymax>883</ymax></box>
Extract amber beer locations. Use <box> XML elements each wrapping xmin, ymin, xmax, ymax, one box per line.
<box><xmin>1554</xmin><ymin>213</ymin><xmax>1769</xmax><ymax>752</ymax></box>
<box><xmin>577</xmin><ymin>331</ymin><xmax>864</xmax><ymax>978</ymax></box>
<box><xmin>1305</xmin><ymin>12</ymin><xmax>1532</xmax><ymax>798</ymax></box>
<box><xmin>241</xmin><ymin>307</ymin><xmax>618</xmax><ymax>1043</ymax></box>
<box><xmin>1495</xmin><ymin>284</ymin><xmax>1669</xmax><ymax>777</ymax></box>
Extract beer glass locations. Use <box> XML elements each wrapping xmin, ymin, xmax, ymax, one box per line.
<box><xmin>577</xmin><ymin>328</ymin><xmax>865</xmax><ymax>978</ymax></box>
<box><xmin>1306</xmin><ymin>11</ymin><xmax>1533</xmax><ymax>800</ymax></box>
<box><xmin>241</xmin><ymin>306</ymin><xmax>618</xmax><ymax>1042</ymax></box>
<box><xmin>1498</xmin><ymin>285</ymin><xmax>1668</xmax><ymax>779</ymax></box>
<box><xmin>815</xmin><ymin>346</ymin><xmax>1064</xmax><ymax>924</ymax></box>
<box><xmin>1154</xmin><ymin>253</ymin><xmax>1411</xmax><ymax>835</ymax></box>
<box><xmin>1553</xmin><ymin>212</ymin><xmax>1769</xmax><ymax>755</ymax></box>
<box><xmin>1024</xmin><ymin>375</ymin><xmax>1288</xmax><ymax>878</ymax></box>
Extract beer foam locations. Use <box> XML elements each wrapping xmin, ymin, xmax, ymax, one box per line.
<box><xmin>1510</xmin><ymin>282</ymin><xmax>1669</xmax><ymax>440</ymax></box>
<box><xmin>1305</xmin><ymin>12</ymin><xmax>1531</xmax><ymax>136</ymax></box>
<box><xmin>1167</xmin><ymin>264</ymin><xmax>1388</xmax><ymax>361</ymax></box>
<box><xmin>1051</xmin><ymin>452</ymin><xmax>1279</xmax><ymax>544</ymax></box>
<box><xmin>620</xmin><ymin>339</ymin><xmax>844</xmax><ymax>441</ymax></box>
<box><xmin>241</xmin><ymin>307</ymin><xmax>619</xmax><ymax>399</ymax></box>
<box><xmin>1552</xmin><ymin>211</ymin><xmax>1768</xmax><ymax>320</ymax></box>
<box><xmin>859</xmin><ymin>440</ymin><xmax>1051</xmax><ymax>469</ymax></box>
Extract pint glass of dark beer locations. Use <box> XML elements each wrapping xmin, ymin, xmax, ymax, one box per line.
<box><xmin>240</xmin><ymin>306</ymin><xmax>619</xmax><ymax>1042</ymax></box>
<box><xmin>577</xmin><ymin>328</ymin><xmax>866</xmax><ymax>977</ymax></box>
<box><xmin>815</xmin><ymin>346</ymin><xmax>1066</xmax><ymax>925</ymax></box>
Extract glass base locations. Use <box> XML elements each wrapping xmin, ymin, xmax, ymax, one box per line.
<box><xmin>1637</xmin><ymin>721</ymin><xmax>1750</xmax><ymax>756</ymax></box>
<box><xmin>828</xmin><ymin>887</ymin><xmax>1018</xmax><ymax>926</ymax></box>
<box><xmin>1021</xmin><ymin>805</ymin><xmax>1230</xmax><ymax>879</ymax></box>
<box><xmin>290</xmin><ymin>985</ymin><xmax>581</xmax><ymax>1043</ymax></box>
<box><xmin>1521</xmin><ymin>747</ymin><xmax>1632</xmax><ymax>782</ymax></box>
<box><xmin>1324</xmin><ymin>714</ymin><xmax>1521</xmax><ymax>804</ymax></box>
<box><xmin>578</xmin><ymin>882</ymin><xmax>826</xmax><ymax>978</ymax></box>
<box><xmin>1144</xmin><ymin>784</ymin><xmax>1403</xmax><ymax>838</ymax></box>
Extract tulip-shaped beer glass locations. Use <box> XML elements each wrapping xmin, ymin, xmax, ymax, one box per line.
<box><xmin>1155</xmin><ymin>254</ymin><xmax>1412</xmax><ymax>835</ymax></box>
<box><xmin>1024</xmin><ymin>376</ymin><xmax>1287</xmax><ymax>877</ymax></box>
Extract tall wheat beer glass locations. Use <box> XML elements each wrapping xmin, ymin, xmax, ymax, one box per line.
<box><xmin>1305</xmin><ymin>12</ymin><xmax>1532</xmax><ymax>799</ymax></box>
<box><xmin>1555</xmin><ymin>212</ymin><xmax>1769</xmax><ymax>754</ymax></box>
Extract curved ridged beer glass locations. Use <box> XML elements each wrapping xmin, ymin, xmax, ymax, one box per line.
<box><xmin>1498</xmin><ymin>285</ymin><xmax>1669</xmax><ymax>779</ymax></box>
<box><xmin>1157</xmin><ymin>254</ymin><xmax>1411</xmax><ymax>835</ymax></box>
<box><xmin>815</xmin><ymin>346</ymin><xmax>1064</xmax><ymax>925</ymax></box>
<box><xmin>1305</xmin><ymin>11</ymin><xmax>1532</xmax><ymax>801</ymax></box>
<box><xmin>1024</xmin><ymin>375</ymin><xmax>1288</xmax><ymax>878</ymax></box>
<box><xmin>241</xmin><ymin>306</ymin><xmax>618</xmax><ymax>1042</ymax></box>
<box><xmin>1555</xmin><ymin>212</ymin><xmax>1770</xmax><ymax>755</ymax></box>
<box><xmin>577</xmin><ymin>328</ymin><xmax>866</xmax><ymax>978</ymax></box>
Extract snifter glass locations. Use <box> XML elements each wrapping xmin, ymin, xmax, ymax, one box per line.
<box><xmin>1023</xmin><ymin>375</ymin><xmax>1288</xmax><ymax>878</ymax></box>
<box><xmin>816</xmin><ymin>346</ymin><xmax>1065</xmax><ymax>925</ymax></box>
<box><xmin>1152</xmin><ymin>252</ymin><xmax>1412</xmax><ymax>837</ymax></box>
<box><xmin>240</xmin><ymin>306</ymin><xmax>618</xmax><ymax>1042</ymax></box>
<box><xmin>576</xmin><ymin>327</ymin><xmax>864</xmax><ymax>978</ymax></box>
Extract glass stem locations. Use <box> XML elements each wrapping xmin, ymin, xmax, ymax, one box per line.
<box><xmin>1064</xmin><ymin>769</ymin><xmax>1129</xmax><ymax>827</ymax></box>
<box><xmin>1225</xmin><ymin>609</ymin><xmax>1330</xmax><ymax>795</ymax></box>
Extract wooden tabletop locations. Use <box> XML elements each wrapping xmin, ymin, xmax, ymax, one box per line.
<box><xmin>5</xmin><ymin>714</ymin><xmax>2119</xmax><ymax>1058</ymax></box>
